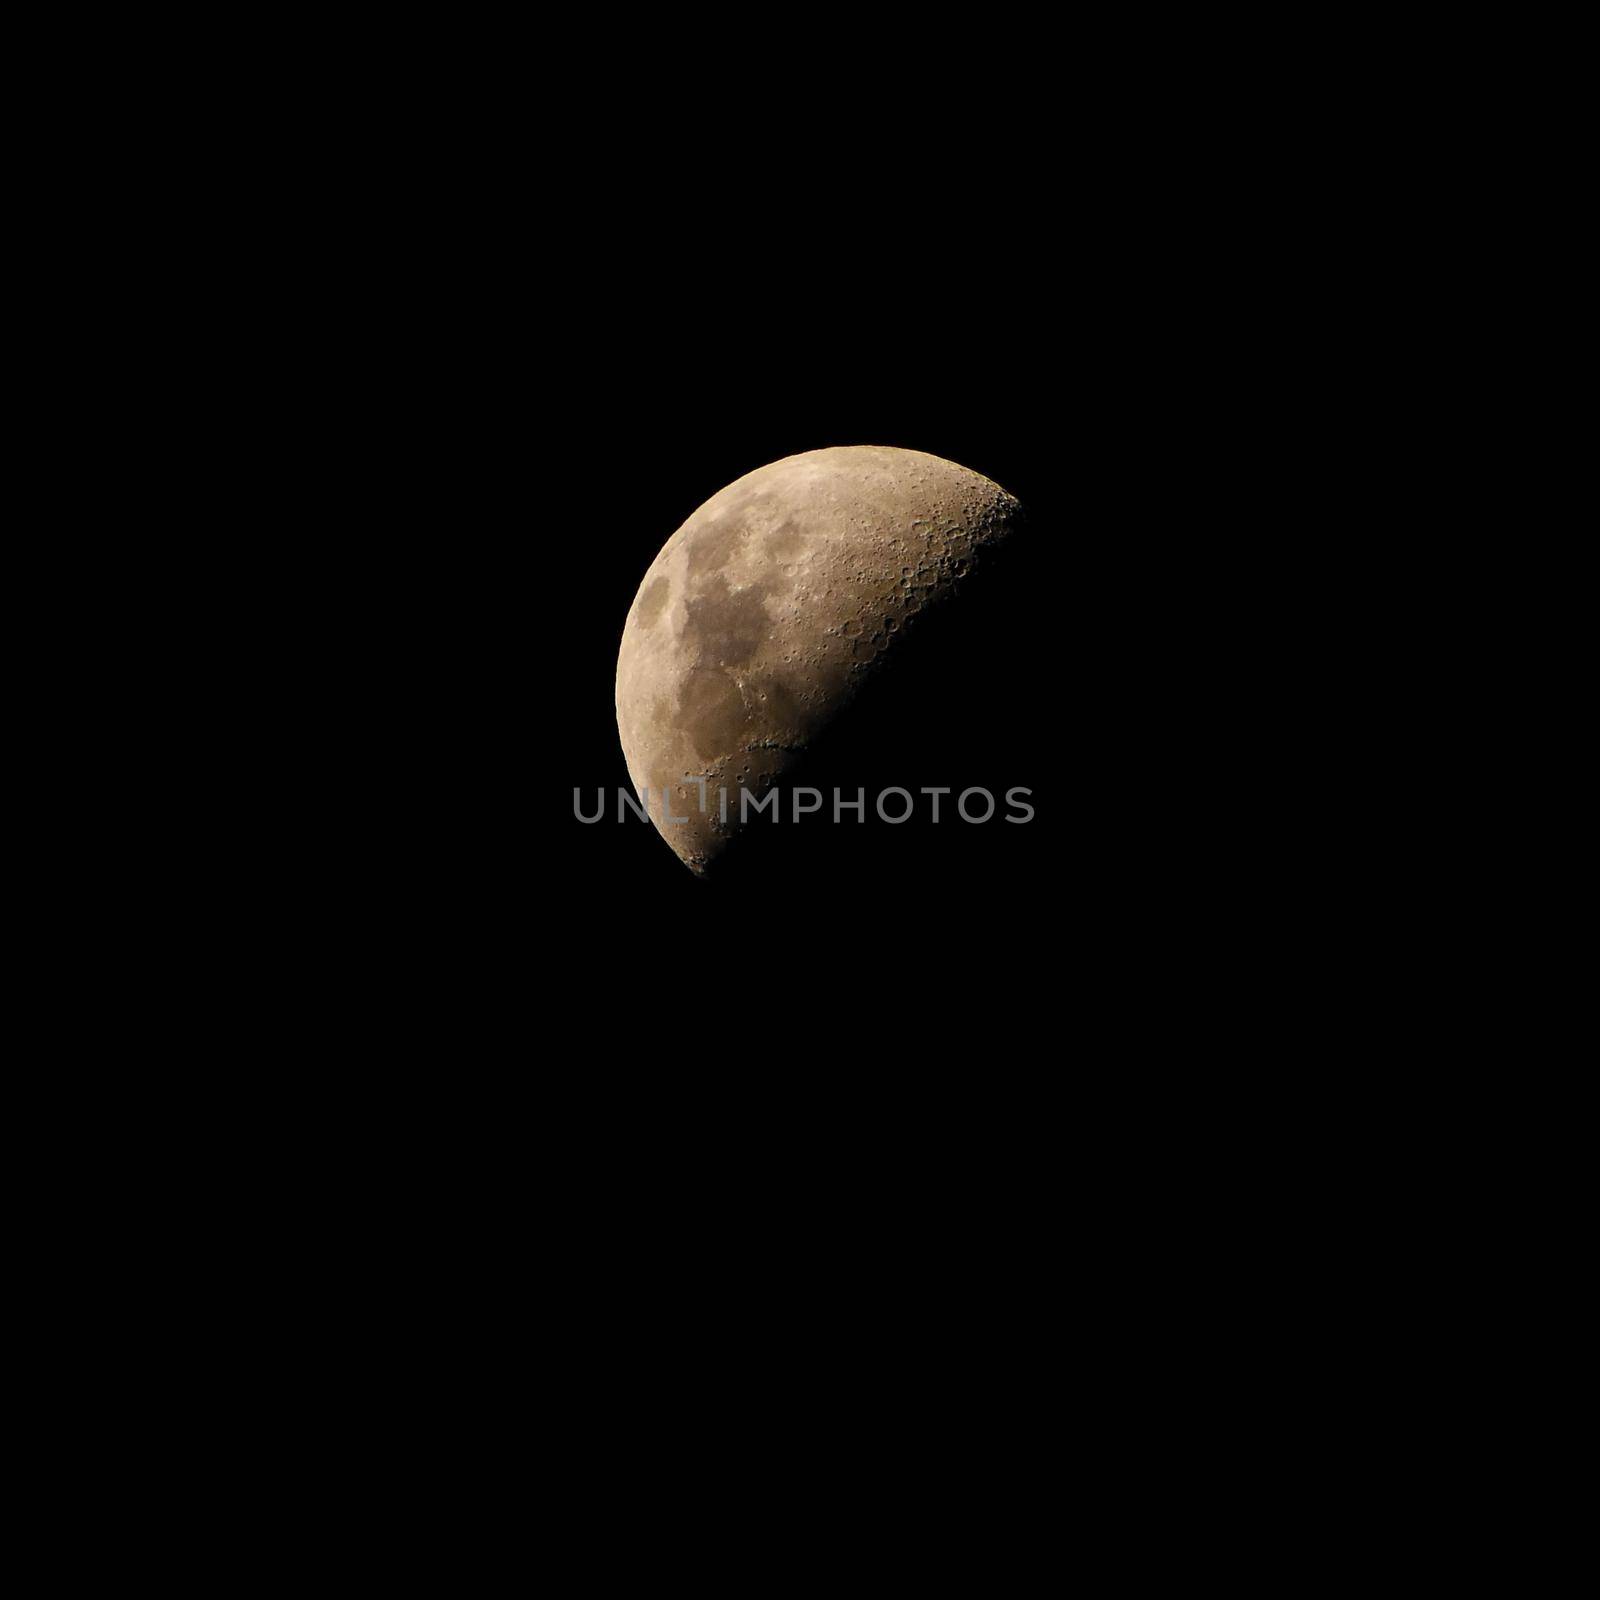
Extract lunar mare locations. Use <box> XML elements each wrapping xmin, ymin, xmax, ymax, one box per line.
<box><xmin>615</xmin><ymin>445</ymin><xmax>1020</xmax><ymax>874</ymax></box>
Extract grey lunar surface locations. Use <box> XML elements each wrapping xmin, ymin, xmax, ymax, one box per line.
<box><xmin>615</xmin><ymin>445</ymin><xmax>1020</xmax><ymax>873</ymax></box>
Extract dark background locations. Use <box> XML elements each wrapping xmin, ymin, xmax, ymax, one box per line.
<box><xmin>322</xmin><ymin>178</ymin><xmax>1325</xmax><ymax>1062</ymax></box>
<box><xmin>333</xmin><ymin>275</ymin><xmax>1299</xmax><ymax>1057</ymax></box>
<box><xmin>146</xmin><ymin>42</ymin><xmax>1423</xmax><ymax>1473</ymax></box>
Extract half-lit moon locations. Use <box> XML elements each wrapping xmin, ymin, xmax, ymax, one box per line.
<box><xmin>615</xmin><ymin>445</ymin><xmax>1020</xmax><ymax>873</ymax></box>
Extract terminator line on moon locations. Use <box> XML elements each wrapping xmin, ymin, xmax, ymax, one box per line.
<box><xmin>615</xmin><ymin>445</ymin><xmax>1021</xmax><ymax>874</ymax></box>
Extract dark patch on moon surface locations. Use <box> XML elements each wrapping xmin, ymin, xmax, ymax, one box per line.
<box><xmin>677</xmin><ymin>667</ymin><xmax>750</xmax><ymax>762</ymax></box>
<box><xmin>683</xmin><ymin>572</ymin><xmax>783</xmax><ymax>669</ymax></box>
<box><xmin>769</xmin><ymin>519</ymin><xmax>805</xmax><ymax>560</ymax></box>
<box><xmin>635</xmin><ymin>576</ymin><xmax>670</xmax><ymax>629</ymax></box>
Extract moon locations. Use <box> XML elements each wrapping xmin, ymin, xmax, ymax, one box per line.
<box><xmin>615</xmin><ymin>445</ymin><xmax>1021</xmax><ymax>873</ymax></box>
